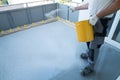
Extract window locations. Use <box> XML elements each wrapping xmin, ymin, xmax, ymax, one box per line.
<box><xmin>112</xmin><ymin>20</ymin><xmax>120</xmax><ymax>43</ymax></box>
<box><xmin>105</xmin><ymin>10</ymin><xmax>120</xmax><ymax>49</ymax></box>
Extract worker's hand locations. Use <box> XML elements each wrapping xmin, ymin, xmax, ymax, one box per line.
<box><xmin>89</xmin><ymin>15</ymin><xmax>99</xmax><ymax>26</ymax></box>
<box><xmin>70</xmin><ymin>7</ymin><xmax>76</xmax><ymax>12</ymax></box>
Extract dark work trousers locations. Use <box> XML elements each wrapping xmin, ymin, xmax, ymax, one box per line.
<box><xmin>87</xmin><ymin>18</ymin><xmax>111</xmax><ymax>63</ymax></box>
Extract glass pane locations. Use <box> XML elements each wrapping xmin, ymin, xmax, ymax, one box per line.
<box><xmin>112</xmin><ymin>19</ymin><xmax>120</xmax><ymax>43</ymax></box>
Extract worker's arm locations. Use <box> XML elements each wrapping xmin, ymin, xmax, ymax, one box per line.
<box><xmin>90</xmin><ymin>0</ymin><xmax>120</xmax><ymax>26</ymax></box>
<box><xmin>74</xmin><ymin>3</ymin><xmax>89</xmax><ymax>10</ymax></box>
<box><xmin>97</xmin><ymin>0</ymin><xmax>120</xmax><ymax>18</ymax></box>
<box><xmin>70</xmin><ymin>3</ymin><xmax>89</xmax><ymax>12</ymax></box>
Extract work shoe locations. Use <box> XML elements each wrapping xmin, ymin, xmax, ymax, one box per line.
<box><xmin>80</xmin><ymin>53</ymin><xmax>88</xmax><ymax>59</ymax></box>
<box><xmin>80</xmin><ymin>63</ymin><xmax>94</xmax><ymax>76</ymax></box>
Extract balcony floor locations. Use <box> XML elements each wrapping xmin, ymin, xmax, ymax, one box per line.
<box><xmin>0</xmin><ymin>21</ymin><xmax>93</xmax><ymax>80</ymax></box>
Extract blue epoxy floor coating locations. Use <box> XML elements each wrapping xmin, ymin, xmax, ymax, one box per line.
<box><xmin>0</xmin><ymin>21</ymin><xmax>87</xmax><ymax>80</ymax></box>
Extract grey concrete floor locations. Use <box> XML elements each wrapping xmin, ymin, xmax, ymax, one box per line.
<box><xmin>0</xmin><ymin>21</ymin><xmax>94</xmax><ymax>80</ymax></box>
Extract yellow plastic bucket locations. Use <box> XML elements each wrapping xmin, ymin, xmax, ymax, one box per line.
<box><xmin>75</xmin><ymin>20</ymin><xmax>94</xmax><ymax>42</ymax></box>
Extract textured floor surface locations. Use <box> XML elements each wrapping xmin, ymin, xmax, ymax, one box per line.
<box><xmin>0</xmin><ymin>21</ymin><xmax>92</xmax><ymax>80</ymax></box>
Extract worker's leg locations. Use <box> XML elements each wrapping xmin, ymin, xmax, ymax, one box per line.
<box><xmin>80</xmin><ymin>36</ymin><xmax>104</xmax><ymax>76</ymax></box>
<box><xmin>80</xmin><ymin>20</ymin><xmax>105</xmax><ymax>76</ymax></box>
<box><xmin>80</xmin><ymin>18</ymin><xmax>111</xmax><ymax>76</ymax></box>
<box><xmin>81</xmin><ymin>49</ymin><xmax>94</xmax><ymax>76</ymax></box>
<box><xmin>80</xmin><ymin>42</ymin><xmax>90</xmax><ymax>59</ymax></box>
<box><xmin>80</xmin><ymin>18</ymin><xmax>111</xmax><ymax>60</ymax></box>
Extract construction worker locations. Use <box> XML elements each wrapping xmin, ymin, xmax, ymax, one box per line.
<box><xmin>70</xmin><ymin>0</ymin><xmax>120</xmax><ymax>76</ymax></box>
